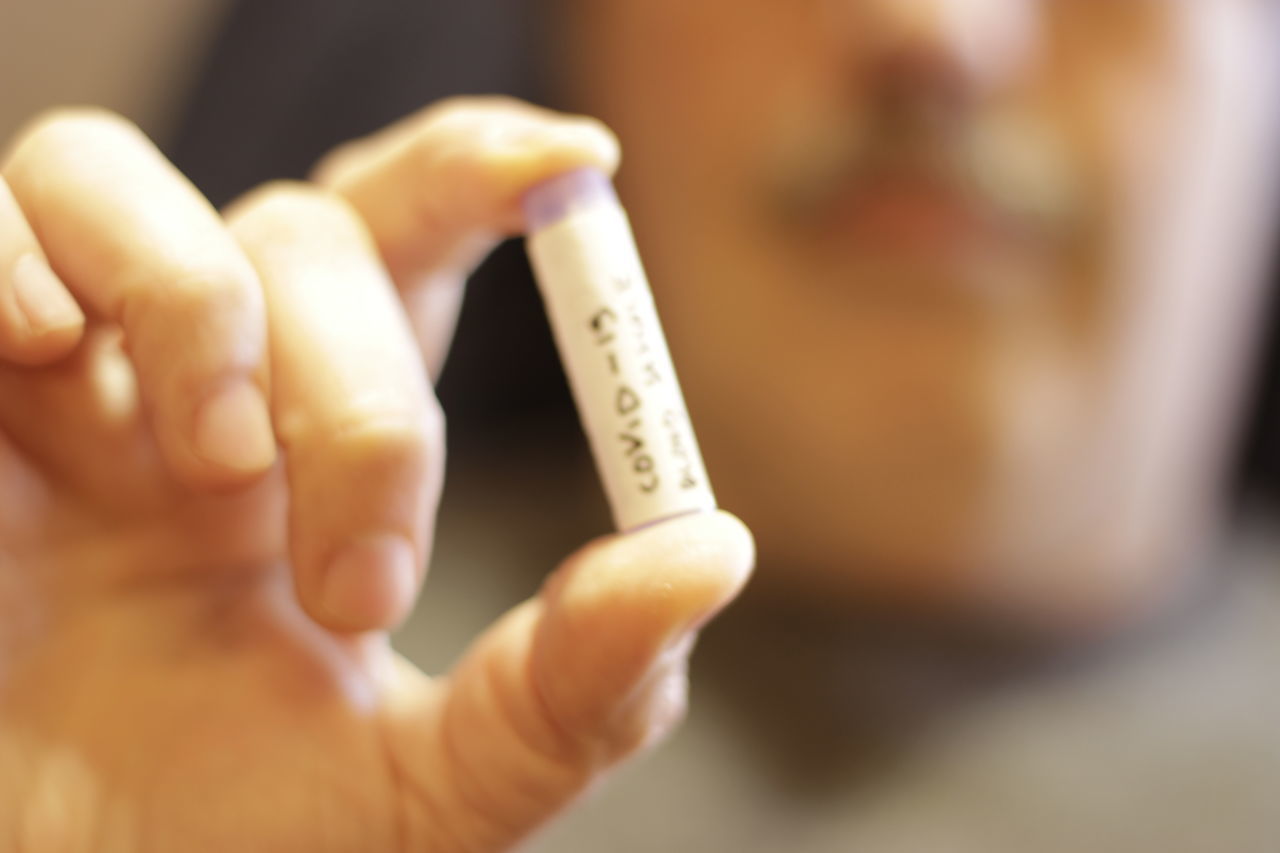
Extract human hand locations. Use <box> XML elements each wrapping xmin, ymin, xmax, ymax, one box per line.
<box><xmin>0</xmin><ymin>103</ymin><xmax>753</xmax><ymax>851</ymax></box>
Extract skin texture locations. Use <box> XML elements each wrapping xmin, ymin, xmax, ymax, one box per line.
<box><xmin>558</xmin><ymin>0</ymin><xmax>1280</xmax><ymax>629</ymax></box>
<box><xmin>0</xmin><ymin>102</ymin><xmax>755</xmax><ymax>850</ymax></box>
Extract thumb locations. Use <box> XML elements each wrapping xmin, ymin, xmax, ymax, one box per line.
<box><xmin>389</xmin><ymin>510</ymin><xmax>754</xmax><ymax>851</ymax></box>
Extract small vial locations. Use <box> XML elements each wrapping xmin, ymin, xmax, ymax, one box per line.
<box><xmin>524</xmin><ymin>168</ymin><xmax>717</xmax><ymax>531</ymax></box>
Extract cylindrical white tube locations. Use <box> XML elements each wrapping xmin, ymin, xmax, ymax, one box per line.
<box><xmin>524</xmin><ymin>168</ymin><xmax>717</xmax><ymax>531</ymax></box>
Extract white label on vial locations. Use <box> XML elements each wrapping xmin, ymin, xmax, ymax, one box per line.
<box><xmin>528</xmin><ymin>199</ymin><xmax>717</xmax><ymax>531</ymax></box>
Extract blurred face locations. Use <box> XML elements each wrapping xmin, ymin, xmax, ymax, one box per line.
<box><xmin>557</xmin><ymin>1</ymin><xmax>1280</xmax><ymax>626</ymax></box>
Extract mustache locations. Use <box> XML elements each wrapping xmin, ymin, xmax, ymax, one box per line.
<box><xmin>768</xmin><ymin>107</ymin><xmax>1085</xmax><ymax>238</ymax></box>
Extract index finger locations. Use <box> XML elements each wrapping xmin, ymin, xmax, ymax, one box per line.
<box><xmin>313</xmin><ymin>97</ymin><xmax>621</xmax><ymax>378</ymax></box>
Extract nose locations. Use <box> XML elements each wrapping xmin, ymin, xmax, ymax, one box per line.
<box><xmin>846</xmin><ymin>0</ymin><xmax>1042</xmax><ymax>97</ymax></box>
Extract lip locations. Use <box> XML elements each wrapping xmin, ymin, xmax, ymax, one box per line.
<box><xmin>814</xmin><ymin>174</ymin><xmax>1031</xmax><ymax>260</ymax></box>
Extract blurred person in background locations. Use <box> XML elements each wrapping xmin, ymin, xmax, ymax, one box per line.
<box><xmin>0</xmin><ymin>1</ymin><xmax>1279</xmax><ymax>851</ymax></box>
<box><xmin>559</xmin><ymin>1</ymin><xmax>1279</xmax><ymax>626</ymax></box>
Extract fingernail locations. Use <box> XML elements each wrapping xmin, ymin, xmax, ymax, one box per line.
<box><xmin>321</xmin><ymin>535</ymin><xmax>418</xmax><ymax>630</ymax></box>
<box><xmin>11</xmin><ymin>253</ymin><xmax>83</xmax><ymax>333</ymax></box>
<box><xmin>193</xmin><ymin>380</ymin><xmax>276</xmax><ymax>473</ymax></box>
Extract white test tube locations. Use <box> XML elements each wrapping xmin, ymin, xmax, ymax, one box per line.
<box><xmin>524</xmin><ymin>168</ymin><xmax>717</xmax><ymax>531</ymax></box>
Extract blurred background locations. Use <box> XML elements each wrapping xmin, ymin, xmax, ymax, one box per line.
<box><xmin>3</xmin><ymin>1</ymin><xmax>1280</xmax><ymax>851</ymax></box>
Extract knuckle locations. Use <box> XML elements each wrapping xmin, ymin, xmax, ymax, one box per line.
<box><xmin>420</xmin><ymin>96</ymin><xmax>544</xmax><ymax>150</ymax></box>
<box><xmin>118</xmin><ymin>259</ymin><xmax>261</xmax><ymax>345</ymax></box>
<box><xmin>9</xmin><ymin>107</ymin><xmax>144</xmax><ymax>166</ymax></box>
<box><xmin>425</xmin><ymin>95</ymin><xmax>503</xmax><ymax>125</ymax></box>
<box><xmin>289</xmin><ymin>396</ymin><xmax>445</xmax><ymax>468</ymax></box>
<box><xmin>428</xmin><ymin>96</ymin><xmax>597</xmax><ymax>136</ymax></box>
<box><xmin>143</xmin><ymin>256</ymin><xmax>256</xmax><ymax>304</ymax></box>
<box><xmin>433</xmin><ymin>94</ymin><xmax>537</xmax><ymax>122</ymax></box>
<box><xmin>315</xmin><ymin>96</ymin><xmax>541</xmax><ymax>189</ymax></box>
<box><xmin>230</xmin><ymin>181</ymin><xmax>368</xmax><ymax>247</ymax></box>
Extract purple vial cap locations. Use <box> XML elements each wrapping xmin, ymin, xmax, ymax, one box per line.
<box><xmin>523</xmin><ymin>167</ymin><xmax>618</xmax><ymax>231</ymax></box>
